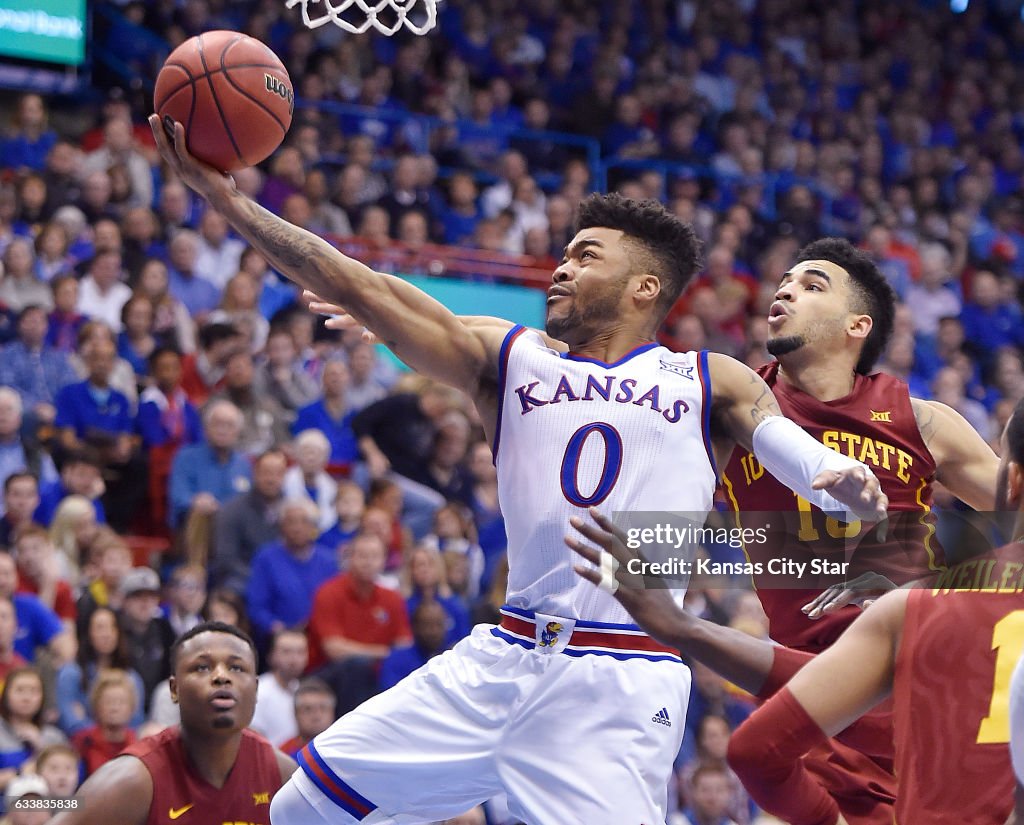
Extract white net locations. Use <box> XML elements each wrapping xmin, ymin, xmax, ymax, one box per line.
<box><xmin>284</xmin><ymin>0</ymin><xmax>440</xmax><ymax>36</ymax></box>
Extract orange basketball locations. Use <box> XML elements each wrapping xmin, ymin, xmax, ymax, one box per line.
<box><xmin>154</xmin><ymin>30</ymin><xmax>293</xmax><ymax>173</ymax></box>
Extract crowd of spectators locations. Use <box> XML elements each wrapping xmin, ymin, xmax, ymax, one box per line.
<box><xmin>0</xmin><ymin>0</ymin><xmax>1023</xmax><ymax>821</ymax></box>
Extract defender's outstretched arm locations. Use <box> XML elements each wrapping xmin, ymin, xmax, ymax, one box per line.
<box><xmin>708</xmin><ymin>353</ymin><xmax>888</xmax><ymax>521</ymax></box>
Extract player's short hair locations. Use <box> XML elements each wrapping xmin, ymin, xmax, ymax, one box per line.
<box><xmin>1006</xmin><ymin>397</ymin><xmax>1024</xmax><ymax>466</ymax></box>
<box><xmin>169</xmin><ymin>621</ymin><xmax>257</xmax><ymax>672</ymax></box>
<box><xmin>794</xmin><ymin>238</ymin><xmax>896</xmax><ymax>374</ymax></box>
<box><xmin>575</xmin><ymin>193</ymin><xmax>702</xmax><ymax>318</ymax></box>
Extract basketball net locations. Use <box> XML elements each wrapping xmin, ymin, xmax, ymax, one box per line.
<box><xmin>284</xmin><ymin>0</ymin><xmax>440</xmax><ymax>36</ymax></box>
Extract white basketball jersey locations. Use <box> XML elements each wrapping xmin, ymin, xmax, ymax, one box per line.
<box><xmin>494</xmin><ymin>326</ymin><xmax>717</xmax><ymax>624</ymax></box>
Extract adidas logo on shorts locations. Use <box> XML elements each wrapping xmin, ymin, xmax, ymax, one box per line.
<box><xmin>651</xmin><ymin>708</ymin><xmax>672</xmax><ymax>727</ymax></box>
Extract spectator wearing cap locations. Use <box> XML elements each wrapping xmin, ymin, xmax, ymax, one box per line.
<box><xmin>246</xmin><ymin>498</ymin><xmax>337</xmax><ymax>642</ymax></box>
<box><xmin>34</xmin><ymin>450</ymin><xmax>105</xmax><ymax>528</ymax></box>
<box><xmin>166</xmin><ymin>230</ymin><xmax>220</xmax><ymax>318</ymax></box>
<box><xmin>249</xmin><ymin>629</ymin><xmax>307</xmax><ymax>748</ymax></box>
<box><xmin>178</xmin><ymin>320</ymin><xmax>241</xmax><ymax>407</ymax></box>
<box><xmin>168</xmin><ymin>399</ymin><xmax>251</xmax><ymax>530</ymax></box>
<box><xmin>117</xmin><ymin>567</ymin><xmax>173</xmax><ymax>712</ymax></box>
<box><xmin>2</xmin><ymin>773</ymin><xmax>53</xmax><ymax>823</ymax></box>
<box><xmin>0</xmin><ymin>551</ymin><xmax>73</xmax><ymax>666</ymax></box>
<box><xmin>55</xmin><ymin>605</ymin><xmax>145</xmax><ymax>735</ymax></box>
<box><xmin>0</xmin><ymin>305</ymin><xmax>77</xmax><ymax>426</ymax></box>
<box><xmin>212</xmin><ymin>449</ymin><xmax>286</xmax><ymax>594</ymax></box>
<box><xmin>0</xmin><ymin>390</ymin><xmax>57</xmax><ymax>502</ymax></box>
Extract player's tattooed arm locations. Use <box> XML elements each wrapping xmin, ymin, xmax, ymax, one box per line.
<box><xmin>150</xmin><ymin>115</ymin><xmax>500</xmax><ymax>395</ymax></box>
<box><xmin>303</xmin><ymin>296</ymin><xmax>570</xmax><ymax>353</ymax></box>
<box><xmin>911</xmin><ymin>398</ymin><xmax>998</xmax><ymax>510</ymax></box>
<box><xmin>706</xmin><ymin>353</ymin><xmax>784</xmax><ymax>451</ymax></box>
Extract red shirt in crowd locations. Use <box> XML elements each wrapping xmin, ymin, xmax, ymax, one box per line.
<box><xmin>306</xmin><ymin>573</ymin><xmax>412</xmax><ymax>669</ymax></box>
<box><xmin>17</xmin><ymin>571</ymin><xmax>77</xmax><ymax>622</ymax></box>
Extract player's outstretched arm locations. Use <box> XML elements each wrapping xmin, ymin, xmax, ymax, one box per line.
<box><xmin>727</xmin><ymin>589</ymin><xmax>906</xmax><ymax>825</ymax></box>
<box><xmin>912</xmin><ymin>398</ymin><xmax>1000</xmax><ymax>510</ymax></box>
<box><xmin>305</xmin><ymin>292</ymin><xmax>571</xmax><ymax>353</ymax></box>
<box><xmin>566</xmin><ymin>508</ymin><xmax>782</xmax><ymax>694</ymax></box>
<box><xmin>149</xmin><ymin>117</ymin><xmax>494</xmax><ymax>393</ymax></box>
<box><xmin>707</xmin><ymin>353</ymin><xmax>888</xmax><ymax>521</ymax></box>
<box><xmin>49</xmin><ymin>755</ymin><xmax>152</xmax><ymax>825</ymax></box>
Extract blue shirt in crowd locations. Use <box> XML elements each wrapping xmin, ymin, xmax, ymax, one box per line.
<box><xmin>13</xmin><ymin>593</ymin><xmax>63</xmax><ymax>661</ymax></box>
<box><xmin>35</xmin><ymin>480</ymin><xmax>106</xmax><ymax>527</ymax></box>
<box><xmin>246</xmin><ymin>542</ymin><xmax>338</xmax><ymax>636</ymax></box>
<box><xmin>293</xmin><ymin>400</ymin><xmax>360</xmax><ymax>464</ymax></box>
<box><xmin>54</xmin><ymin>381</ymin><xmax>133</xmax><ymax>440</ymax></box>
<box><xmin>168</xmin><ymin>442</ymin><xmax>251</xmax><ymax>527</ymax></box>
<box><xmin>0</xmin><ymin>342</ymin><xmax>78</xmax><ymax>410</ymax></box>
<box><xmin>167</xmin><ymin>269</ymin><xmax>220</xmax><ymax>317</ymax></box>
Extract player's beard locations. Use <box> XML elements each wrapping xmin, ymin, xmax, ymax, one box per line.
<box><xmin>545</xmin><ymin>280</ymin><xmax>627</xmax><ymax>344</ymax></box>
<box><xmin>765</xmin><ymin>334</ymin><xmax>806</xmax><ymax>359</ymax></box>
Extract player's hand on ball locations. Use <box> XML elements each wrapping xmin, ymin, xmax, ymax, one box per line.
<box><xmin>801</xmin><ymin>571</ymin><xmax>898</xmax><ymax>619</ymax></box>
<box><xmin>811</xmin><ymin>465</ymin><xmax>889</xmax><ymax>523</ymax></box>
<box><xmin>148</xmin><ymin>115</ymin><xmax>235</xmax><ymax>204</ymax></box>
<box><xmin>567</xmin><ymin>508</ymin><xmax>686</xmax><ymax>651</ymax></box>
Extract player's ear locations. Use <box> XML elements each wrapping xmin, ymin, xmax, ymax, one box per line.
<box><xmin>169</xmin><ymin>675</ymin><xmax>179</xmax><ymax>704</ymax></box>
<box><xmin>634</xmin><ymin>273</ymin><xmax>661</xmax><ymax>306</ymax></box>
<box><xmin>847</xmin><ymin>312</ymin><xmax>873</xmax><ymax>341</ymax></box>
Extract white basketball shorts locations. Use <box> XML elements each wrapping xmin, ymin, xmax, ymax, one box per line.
<box><xmin>279</xmin><ymin>606</ymin><xmax>691</xmax><ymax>825</ymax></box>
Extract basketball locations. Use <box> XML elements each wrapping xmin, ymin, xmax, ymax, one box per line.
<box><xmin>154</xmin><ymin>30</ymin><xmax>293</xmax><ymax>173</ymax></box>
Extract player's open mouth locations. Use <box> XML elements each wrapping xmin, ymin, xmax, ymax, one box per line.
<box><xmin>767</xmin><ymin>302</ymin><xmax>790</xmax><ymax>325</ymax></box>
<box><xmin>210</xmin><ymin>690</ymin><xmax>237</xmax><ymax>710</ymax></box>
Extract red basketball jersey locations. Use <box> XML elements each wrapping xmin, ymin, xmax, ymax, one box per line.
<box><xmin>722</xmin><ymin>362</ymin><xmax>940</xmax><ymax>652</ymax></box>
<box><xmin>893</xmin><ymin>546</ymin><xmax>1024</xmax><ymax>824</ymax></box>
<box><xmin>123</xmin><ymin>726</ymin><xmax>282</xmax><ymax>825</ymax></box>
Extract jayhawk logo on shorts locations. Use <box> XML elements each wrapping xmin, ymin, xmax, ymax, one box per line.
<box><xmin>539</xmin><ymin>622</ymin><xmax>563</xmax><ymax>647</ymax></box>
